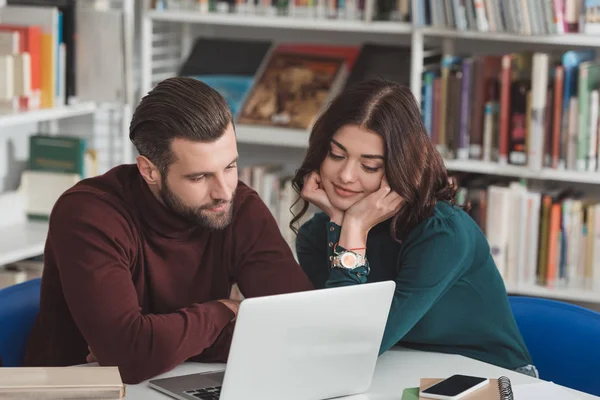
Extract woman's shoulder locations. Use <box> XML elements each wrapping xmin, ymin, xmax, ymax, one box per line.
<box><xmin>298</xmin><ymin>211</ymin><xmax>330</xmax><ymax>234</ymax></box>
<box><xmin>405</xmin><ymin>201</ymin><xmax>474</xmax><ymax>245</ymax></box>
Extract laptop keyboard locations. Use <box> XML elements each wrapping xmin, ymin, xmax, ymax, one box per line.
<box><xmin>184</xmin><ymin>386</ymin><xmax>222</xmax><ymax>399</ymax></box>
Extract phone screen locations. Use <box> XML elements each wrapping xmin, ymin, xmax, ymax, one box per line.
<box><xmin>421</xmin><ymin>375</ymin><xmax>488</xmax><ymax>396</ymax></box>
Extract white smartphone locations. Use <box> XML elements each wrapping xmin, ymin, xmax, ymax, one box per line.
<box><xmin>419</xmin><ymin>374</ymin><xmax>489</xmax><ymax>399</ymax></box>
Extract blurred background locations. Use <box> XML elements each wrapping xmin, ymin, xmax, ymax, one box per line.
<box><xmin>0</xmin><ymin>0</ymin><xmax>600</xmax><ymax>314</ymax></box>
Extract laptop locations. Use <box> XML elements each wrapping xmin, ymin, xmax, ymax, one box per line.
<box><xmin>148</xmin><ymin>281</ymin><xmax>395</xmax><ymax>400</ymax></box>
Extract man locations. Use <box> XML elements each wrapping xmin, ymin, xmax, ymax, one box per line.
<box><xmin>23</xmin><ymin>77</ymin><xmax>314</xmax><ymax>384</ymax></box>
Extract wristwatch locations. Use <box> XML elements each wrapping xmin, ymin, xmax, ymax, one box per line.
<box><xmin>332</xmin><ymin>249</ymin><xmax>368</xmax><ymax>270</ymax></box>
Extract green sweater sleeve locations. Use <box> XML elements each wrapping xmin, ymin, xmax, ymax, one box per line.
<box><xmin>296</xmin><ymin>215</ymin><xmax>368</xmax><ymax>289</ymax></box>
<box><xmin>379</xmin><ymin>218</ymin><xmax>472</xmax><ymax>354</ymax></box>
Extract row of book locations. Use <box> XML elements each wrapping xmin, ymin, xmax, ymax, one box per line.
<box><xmin>151</xmin><ymin>0</ymin><xmax>411</xmax><ymax>21</ymax></box>
<box><xmin>420</xmin><ymin>0</ymin><xmax>600</xmax><ymax>35</ymax></box>
<box><xmin>0</xmin><ymin>1</ymin><xmax>128</xmax><ymax>113</ymax></box>
<box><xmin>455</xmin><ymin>177</ymin><xmax>600</xmax><ymax>292</ymax></box>
<box><xmin>0</xmin><ymin>3</ymin><xmax>67</xmax><ymax>111</ymax></box>
<box><xmin>422</xmin><ymin>50</ymin><xmax>600</xmax><ymax>172</ymax></box>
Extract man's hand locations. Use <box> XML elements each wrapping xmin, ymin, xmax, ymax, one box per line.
<box><xmin>217</xmin><ymin>299</ymin><xmax>241</xmax><ymax>319</ymax></box>
<box><xmin>86</xmin><ymin>347</ymin><xmax>97</xmax><ymax>363</ymax></box>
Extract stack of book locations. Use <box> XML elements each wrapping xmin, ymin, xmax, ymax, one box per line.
<box><xmin>0</xmin><ymin>366</ymin><xmax>125</xmax><ymax>399</ymax></box>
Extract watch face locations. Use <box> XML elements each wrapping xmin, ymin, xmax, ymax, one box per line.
<box><xmin>340</xmin><ymin>252</ymin><xmax>358</xmax><ymax>268</ymax></box>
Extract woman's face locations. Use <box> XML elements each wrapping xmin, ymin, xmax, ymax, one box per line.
<box><xmin>319</xmin><ymin>124</ymin><xmax>386</xmax><ymax>211</ymax></box>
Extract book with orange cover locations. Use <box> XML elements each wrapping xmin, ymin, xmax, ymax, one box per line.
<box><xmin>0</xmin><ymin>24</ymin><xmax>42</xmax><ymax>109</ymax></box>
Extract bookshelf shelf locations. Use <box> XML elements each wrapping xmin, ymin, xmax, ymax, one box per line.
<box><xmin>236</xmin><ymin>125</ymin><xmax>310</xmax><ymax>148</ymax></box>
<box><xmin>420</xmin><ymin>28</ymin><xmax>600</xmax><ymax>48</ymax></box>
<box><xmin>0</xmin><ymin>221</ymin><xmax>48</xmax><ymax>267</ymax></box>
<box><xmin>0</xmin><ymin>102</ymin><xmax>97</xmax><ymax>129</ymax></box>
<box><xmin>147</xmin><ymin>10</ymin><xmax>413</xmax><ymax>34</ymax></box>
<box><xmin>506</xmin><ymin>283</ymin><xmax>600</xmax><ymax>304</ymax></box>
<box><xmin>445</xmin><ymin>159</ymin><xmax>600</xmax><ymax>185</ymax></box>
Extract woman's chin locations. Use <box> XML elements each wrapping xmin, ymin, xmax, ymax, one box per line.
<box><xmin>329</xmin><ymin>195</ymin><xmax>359</xmax><ymax>212</ymax></box>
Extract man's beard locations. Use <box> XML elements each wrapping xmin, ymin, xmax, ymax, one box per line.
<box><xmin>159</xmin><ymin>176</ymin><xmax>234</xmax><ymax>230</ymax></box>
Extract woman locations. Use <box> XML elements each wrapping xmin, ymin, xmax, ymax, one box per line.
<box><xmin>290</xmin><ymin>79</ymin><xmax>537</xmax><ymax>377</ymax></box>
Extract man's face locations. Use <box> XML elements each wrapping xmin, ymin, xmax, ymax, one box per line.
<box><xmin>159</xmin><ymin>123</ymin><xmax>239</xmax><ymax>230</ymax></box>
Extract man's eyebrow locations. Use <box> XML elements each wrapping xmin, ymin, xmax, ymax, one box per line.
<box><xmin>331</xmin><ymin>139</ymin><xmax>384</xmax><ymax>160</ymax></box>
<box><xmin>182</xmin><ymin>157</ymin><xmax>239</xmax><ymax>179</ymax></box>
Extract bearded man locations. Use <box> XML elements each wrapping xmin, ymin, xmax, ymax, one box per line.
<box><xmin>23</xmin><ymin>77</ymin><xmax>313</xmax><ymax>384</ymax></box>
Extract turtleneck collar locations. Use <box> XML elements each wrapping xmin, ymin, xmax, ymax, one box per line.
<box><xmin>133</xmin><ymin>170</ymin><xmax>203</xmax><ymax>240</ymax></box>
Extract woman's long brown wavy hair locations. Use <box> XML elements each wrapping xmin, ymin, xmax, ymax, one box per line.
<box><xmin>290</xmin><ymin>78</ymin><xmax>464</xmax><ymax>242</ymax></box>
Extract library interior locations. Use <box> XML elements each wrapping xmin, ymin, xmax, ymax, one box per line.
<box><xmin>0</xmin><ymin>0</ymin><xmax>599</xmax><ymax>399</ymax></box>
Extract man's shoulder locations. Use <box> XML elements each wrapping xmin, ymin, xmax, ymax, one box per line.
<box><xmin>231</xmin><ymin>181</ymin><xmax>268</xmax><ymax>220</ymax></box>
<box><xmin>55</xmin><ymin>164</ymin><xmax>137</xmax><ymax>216</ymax></box>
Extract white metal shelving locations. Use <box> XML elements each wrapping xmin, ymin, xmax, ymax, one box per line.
<box><xmin>0</xmin><ymin>221</ymin><xmax>48</xmax><ymax>267</ymax></box>
<box><xmin>506</xmin><ymin>283</ymin><xmax>600</xmax><ymax>304</ymax></box>
<box><xmin>141</xmin><ymin>6</ymin><xmax>600</xmax><ymax>304</ymax></box>
<box><xmin>0</xmin><ymin>102</ymin><xmax>97</xmax><ymax>129</ymax></box>
<box><xmin>420</xmin><ymin>27</ymin><xmax>600</xmax><ymax>48</ymax></box>
<box><xmin>147</xmin><ymin>9</ymin><xmax>413</xmax><ymax>34</ymax></box>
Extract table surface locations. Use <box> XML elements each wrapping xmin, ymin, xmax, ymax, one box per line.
<box><xmin>123</xmin><ymin>347</ymin><xmax>599</xmax><ymax>399</ymax></box>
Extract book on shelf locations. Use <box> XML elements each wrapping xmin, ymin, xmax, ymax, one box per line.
<box><xmin>420</xmin><ymin>0</ymin><xmax>596</xmax><ymax>35</ymax></box>
<box><xmin>239</xmin><ymin>163</ymin><xmax>316</xmax><ymax>252</ymax></box>
<box><xmin>454</xmin><ymin>175</ymin><xmax>600</xmax><ymax>293</ymax></box>
<box><xmin>422</xmin><ymin>49</ymin><xmax>600</xmax><ymax>174</ymax></box>
<box><xmin>237</xmin><ymin>50</ymin><xmax>348</xmax><ymax>130</ymax></box>
<box><xmin>21</xmin><ymin>134</ymin><xmax>97</xmax><ymax>220</ymax></box>
<box><xmin>178</xmin><ymin>37</ymin><xmax>273</xmax><ymax>116</ymax></box>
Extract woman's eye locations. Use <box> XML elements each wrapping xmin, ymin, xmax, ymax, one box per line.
<box><xmin>328</xmin><ymin>151</ymin><xmax>344</xmax><ymax>160</ymax></box>
<box><xmin>363</xmin><ymin>165</ymin><xmax>382</xmax><ymax>173</ymax></box>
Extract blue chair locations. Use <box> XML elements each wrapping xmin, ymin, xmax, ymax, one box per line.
<box><xmin>509</xmin><ymin>295</ymin><xmax>600</xmax><ymax>396</ymax></box>
<box><xmin>0</xmin><ymin>278</ymin><xmax>41</xmax><ymax>367</ymax></box>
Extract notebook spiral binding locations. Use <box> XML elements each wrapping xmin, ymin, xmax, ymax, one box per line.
<box><xmin>498</xmin><ymin>376</ymin><xmax>514</xmax><ymax>400</ymax></box>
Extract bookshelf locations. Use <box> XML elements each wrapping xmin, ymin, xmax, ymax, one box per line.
<box><xmin>141</xmin><ymin>1</ymin><xmax>600</xmax><ymax>305</ymax></box>
<box><xmin>0</xmin><ymin>0</ymin><xmax>137</xmax><ymax>285</ymax></box>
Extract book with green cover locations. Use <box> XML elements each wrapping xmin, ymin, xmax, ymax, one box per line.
<box><xmin>401</xmin><ymin>387</ymin><xmax>419</xmax><ymax>400</ymax></box>
<box><xmin>28</xmin><ymin>134</ymin><xmax>87</xmax><ymax>177</ymax></box>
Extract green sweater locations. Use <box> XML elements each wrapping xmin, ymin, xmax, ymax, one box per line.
<box><xmin>296</xmin><ymin>201</ymin><xmax>532</xmax><ymax>371</ymax></box>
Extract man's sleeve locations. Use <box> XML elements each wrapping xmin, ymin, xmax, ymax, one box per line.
<box><xmin>49</xmin><ymin>192</ymin><xmax>236</xmax><ymax>384</ymax></box>
<box><xmin>232</xmin><ymin>191</ymin><xmax>314</xmax><ymax>298</ymax></box>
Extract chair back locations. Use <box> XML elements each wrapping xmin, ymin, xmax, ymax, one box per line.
<box><xmin>0</xmin><ymin>278</ymin><xmax>41</xmax><ymax>367</ymax></box>
<box><xmin>509</xmin><ymin>296</ymin><xmax>600</xmax><ymax>396</ymax></box>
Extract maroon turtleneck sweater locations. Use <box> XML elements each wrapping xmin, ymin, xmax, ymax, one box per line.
<box><xmin>23</xmin><ymin>164</ymin><xmax>313</xmax><ymax>384</ymax></box>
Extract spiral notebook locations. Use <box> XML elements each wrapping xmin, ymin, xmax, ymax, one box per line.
<box><xmin>419</xmin><ymin>376</ymin><xmax>514</xmax><ymax>399</ymax></box>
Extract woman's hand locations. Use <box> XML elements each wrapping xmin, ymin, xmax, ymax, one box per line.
<box><xmin>301</xmin><ymin>171</ymin><xmax>344</xmax><ymax>225</ymax></box>
<box><xmin>344</xmin><ymin>178</ymin><xmax>403</xmax><ymax>237</ymax></box>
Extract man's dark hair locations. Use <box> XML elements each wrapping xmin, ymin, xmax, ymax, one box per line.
<box><xmin>129</xmin><ymin>77</ymin><xmax>233</xmax><ymax>173</ymax></box>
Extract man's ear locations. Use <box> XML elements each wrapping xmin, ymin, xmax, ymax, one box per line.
<box><xmin>136</xmin><ymin>155</ymin><xmax>161</xmax><ymax>186</ymax></box>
